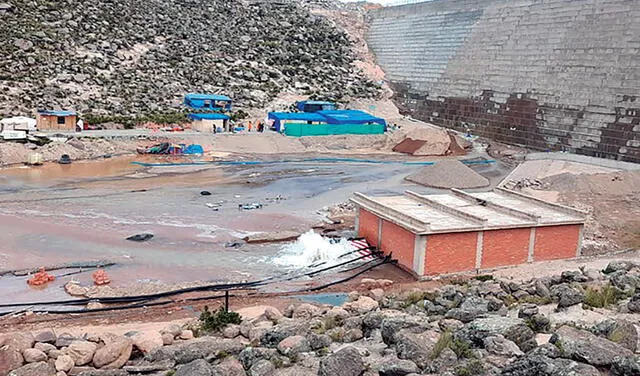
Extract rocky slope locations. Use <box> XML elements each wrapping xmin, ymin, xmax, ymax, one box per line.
<box><xmin>0</xmin><ymin>0</ymin><xmax>378</xmax><ymax>117</ymax></box>
<box><xmin>3</xmin><ymin>260</ymin><xmax>640</xmax><ymax>375</ymax></box>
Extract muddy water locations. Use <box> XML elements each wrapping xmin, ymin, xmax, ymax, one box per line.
<box><xmin>0</xmin><ymin>155</ymin><xmax>425</xmax><ymax>303</ymax></box>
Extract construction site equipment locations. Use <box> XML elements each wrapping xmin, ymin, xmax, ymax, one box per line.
<box><xmin>27</xmin><ymin>267</ymin><xmax>55</xmax><ymax>286</ymax></box>
<box><xmin>92</xmin><ymin>270</ymin><xmax>111</xmax><ymax>285</ymax></box>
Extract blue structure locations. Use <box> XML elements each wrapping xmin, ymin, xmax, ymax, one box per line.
<box><xmin>267</xmin><ymin>109</ymin><xmax>386</xmax><ymax>136</ymax></box>
<box><xmin>296</xmin><ymin>101</ymin><xmax>337</xmax><ymax>113</ymax></box>
<box><xmin>38</xmin><ymin>110</ymin><xmax>77</xmax><ymax>117</ymax></box>
<box><xmin>184</xmin><ymin>94</ymin><xmax>232</xmax><ymax>112</ymax></box>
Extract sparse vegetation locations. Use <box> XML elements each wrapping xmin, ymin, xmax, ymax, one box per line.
<box><xmin>430</xmin><ymin>330</ymin><xmax>453</xmax><ymax>360</ymax></box>
<box><xmin>475</xmin><ymin>275</ymin><xmax>494</xmax><ymax>282</ymax></box>
<box><xmin>450</xmin><ymin>338</ymin><xmax>474</xmax><ymax>359</ymax></box>
<box><xmin>165</xmin><ymin>371</ymin><xmax>175</xmax><ymax>376</ymax></box>
<box><xmin>455</xmin><ymin>359</ymin><xmax>486</xmax><ymax>376</ymax></box>
<box><xmin>199</xmin><ymin>306</ymin><xmax>242</xmax><ymax>333</ymax></box>
<box><xmin>583</xmin><ymin>284</ymin><xmax>622</xmax><ymax>308</ymax></box>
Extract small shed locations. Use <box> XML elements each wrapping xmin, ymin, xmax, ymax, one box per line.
<box><xmin>296</xmin><ymin>101</ymin><xmax>336</xmax><ymax>113</ymax></box>
<box><xmin>184</xmin><ymin>94</ymin><xmax>232</xmax><ymax>112</ymax></box>
<box><xmin>189</xmin><ymin>113</ymin><xmax>231</xmax><ymax>133</ymax></box>
<box><xmin>267</xmin><ymin>109</ymin><xmax>386</xmax><ymax>137</ymax></box>
<box><xmin>36</xmin><ymin>110</ymin><xmax>77</xmax><ymax>131</ymax></box>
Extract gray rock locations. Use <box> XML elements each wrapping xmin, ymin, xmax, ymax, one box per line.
<box><xmin>3</xmin><ymin>333</ymin><xmax>35</xmax><ymax>352</ymax></box>
<box><xmin>343</xmin><ymin>329</ymin><xmax>364</xmax><ymax>343</ymax></box>
<box><xmin>483</xmin><ymin>335</ymin><xmax>524</xmax><ymax>357</ymax></box>
<box><xmin>210</xmin><ymin>358</ymin><xmax>245</xmax><ymax>376</ymax></box>
<box><xmin>378</xmin><ymin>359</ymin><xmax>420</xmax><ymax>376</ymax></box>
<box><xmin>318</xmin><ymin>346</ymin><xmax>364</xmax><ymax>376</ymax></box>
<box><xmin>175</xmin><ymin>359</ymin><xmax>212</xmax><ymax>376</ymax></box>
<box><xmin>13</xmin><ymin>38</ymin><xmax>33</xmax><ymax>50</ymax></box>
<box><xmin>21</xmin><ymin>348</ymin><xmax>46</xmax><ymax>363</ymax></box>
<box><xmin>122</xmin><ymin>359</ymin><xmax>175</xmax><ymax>373</ymax></box>
<box><xmin>627</xmin><ymin>293</ymin><xmax>640</xmax><ymax>313</ymax></box>
<box><xmin>603</xmin><ymin>260</ymin><xmax>636</xmax><ymax>274</ymax></box>
<box><xmin>560</xmin><ymin>270</ymin><xmax>588</xmax><ymax>283</ymax></box>
<box><xmin>7</xmin><ymin>361</ymin><xmax>56</xmax><ymax>376</ymax></box>
<box><xmin>551</xmin><ymin>284</ymin><xmax>584</xmax><ymax>308</ymax></box>
<box><xmin>277</xmin><ymin>335</ymin><xmax>310</xmax><ymax>356</ymax></box>
<box><xmin>517</xmin><ymin>304</ymin><xmax>539</xmax><ymax>319</ymax></box>
<box><xmin>550</xmin><ymin>325</ymin><xmax>634</xmax><ymax>367</ymax></box>
<box><xmin>459</xmin><ymin>316</ymin><xmax>535</xmax><ymax>352</ymax></box>
<box><xmin>611</xmin><ymin>355</ymin><xmax>640</xmax><ymax>376</ymax></box>
<box><xmin>535</xmin><ymin>280</ymin><xmax>551</xmax><ymax>299</ymax></box>
<box><xmin>147</xmin><ymin>337</ymin><xmax>244</xmax><ymax>364</ymax></box>
<box><xmin>307</xmin><ymin>333</ymin><xmax>332</xmax><ymax>350</ymax></box>
<box><xmin>223</xmin><ymin>325</ymin><xmax>241</xmax><ymax>339</ymax></box>
<box><xmin>501</xmin><ymin>354</ymin><xmax>600</xmax><ymax>376</ymax></box>
<box><xmin>76</xmin><ymin>370</ymin><xmax>131</xmax><ymax>376</ymax></box>
<box><xmin>395</xmin><ymin>330</ymin><xmax>439</xmax><ymax>369</ymax></box>
<box><xmin>261</xmin><ymin>321</ymin><xmax>309</xmax><ymax>348</ymax></box>
<box><xmin>592</xmin><ymin>318</ymin><xmax>638</xmax><ymax>352</ymax></box>
<box><xmin>249</xmin><ymin>359</ymin><xmax>275</xmax><ymax>376</ymax></box>
<box><xmin>33</xmin><ymin>330</ymin><xmax>56</xmax><ymax>344</ymax></box>
<box><xmin>381</xmin><ymin>315</ymin><xmax>430</xmax><ymax>345</ymax></box>
<box><xmin>527</xmin><ymin>314</ymin><xmax>551</xmax><ymax>333</ymax></box>
<box><xmin>238</xmin><ymin>347</ymin><xmax>278</xmax><ymax>370</ymax></box>
<box><xmin>55</xmin><ymin>333</ymin><xmax>77</xmax><ymax>348</ymax></box>
<box><xmin>92</xmin><ymin>338</ymin><xmax>132</xmax><ymax>369</ymax></box>
<box><xmin>65</xmin><ymin>341</ymin><xmax>97</xmax><ymax>366</ymax></box>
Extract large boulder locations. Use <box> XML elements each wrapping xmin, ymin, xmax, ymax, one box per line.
<box><xmin>55</xmin><ymin>354</ymin><xmax>74</xmax><ymax>372</ymax></box>
<box><xmin>21</xmin><ymin>349</ymin><xmax>46</xmax><ymax>363</ymax></box>
<box><xmin>627</xmin><ymin>293</ymin><xmax>640</xmax><ymax>313</ymax></box>
<box><xmin>611</xmin><ymin>356</ymin><xmax>640</xmax><ymax>376</ymax></box>
<box><xmin>210</xmin><ymin>358</ymin><xmax>245</xmax><ymax>376</ymax></box>
<box><xmin>395</xmin><ymin>330</ymin><xmax>439</xmax><ymax>369</ymax></box>
<box><xmin>249</xmin><ymin>359</ymin><xmax>275</xmax><ymax>376</ymax></box>
<box><xmin>277</xmin><ymin>335</ymin><xmax>310</xmax><ymax>356</ymax></box>
<box><xmin>381</xmin><ymin>314</ymin><xmax>431</xmax><ymax>345</ymax></box>
<box><xmin>445</xmin><ymin>297</ymin><xmax>489</xmax><ymax>323</ymax></box>
<box><xmin>343</xmin><ymin>296</ymin><xmax>379</xmax><ymax>314</ymax></box>
<box><xmin>592</xmin><ymin>318</ymin><xmax>638</xmax><ymax>352</ymax></box>
<box><xmin>550</xmin><ymin>325</ymin><xmax>634</xmax><ymax>367</ymax></box>
<box><xmin>603</xmin><ymin>260</ymin><xmax>636</xmax><ymax>274</ymax></box>
<box><xmin>92</xmin><ymin>338</ymin><xmax>132</xmax><ymax>369</ymax></box>
<box><xmin>147</xmin><ymin>337</ymin><xmax>244</xmax><ymax>364</ymax></box>
<box><xmin>1</xmin><ymin>345</ymin><xmax>24</xmax><ymax>375</ymax></box>
<box><xmin>459</xmin><ymin>317</ymin><xmax>535</xmax><ymax>352</ymax></box>
<box><xmin>0</xmin><ymin>333</ymin><xmax>34</xmax><ymax>353</ymax></box>
<box><xmin>261</xmin><ymin>321</ymin><xmax>309</xmax><ymax>348</ymax></box>
<box><xmin>7</xmin><ymin>361</ymin><xmax>56</xmax><ymax>376</ymax></box>
<box><xmin>318</xmin><ymin>346</ymin><xmax>364</xmax><ymax>376</ymax></box>
<box><xmin>238</xmin><ymin>347</ymin><xmax>279</xmax><ymax>370</ymax></box>
<box><xmin>292</xmin><ymin>304</ymin><xmax>321</xmax><ymax>320</ymax></box>
<box><xmin>33</xmin><ymin>330</ymin><xmax>56</xmax><ymax>344</ymax></box>
<box><xmin>175</xmin><ymin>359</ymin><xmax>212</xmax><ymax>376</ymax></box>
<box><xmin>483</xmin><ymin>335</ymin><xmax>524</xmax><ymax>357</ymax></box>
<box><xmin>378</xmin><ymin>359</ymin><xmax>420</xmax><ymax>376</ymax></box>
<box><xmin>551</xmin><ymin>284</ymin><xmax>584</xmax><ymax>308</ymax></box>
<box><xmin>65</xmin><ymin>341</ymin><xmax>98</xmax><ymax>366</ymax></box>
<box><xmin>129</xmin><ymin>331</ymin><xmax>163</xmax><ymax>354</ymax></box>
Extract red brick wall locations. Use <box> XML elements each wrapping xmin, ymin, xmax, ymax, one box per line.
<box><xmin>380</xmin><ymin>220</ymin><xmax>416</xmax><ymax>271</ymax></box>
<box><xmin>425</xmin><ymin>232</ymin><xmax>477</xmax><ymax>275</ymax></box>
<box><xmin>358</xmin><ymin>209</ymin><xmax>380</xmax><ymax>249</ymax></box>
<box><xmin>481</xmin><ymin>228</ymin><xmax>530</xmax><ymax>269</ymax></box>
<box><xmin>534</xmin><ymin>225</ymin><xmax>580</xmax><ymax>261</ymax></box>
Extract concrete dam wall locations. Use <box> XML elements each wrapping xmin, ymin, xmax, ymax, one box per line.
<box><xmin>367</xmin><ymin>0</ymin><xmax>640</xmax><ymax>162</ymax></box>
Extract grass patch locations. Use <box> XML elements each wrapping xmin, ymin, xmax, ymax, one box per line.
<box><xmin>430</xmin><ymin>330</ymin><xmax>453</xmax><ymax>360</ymax></box>
<box><xmin>199</xmin><ymin>306</ymin><xmax>242</xmax><ymax>333</ymax></box>
<box><xmin>584</xmin><ymin>284</ymin><xmax>622</xmax><ymax>308</ymax></box>
<box><xmin>455</xmin><ymin>359</ymin><xmax>485</xmax><ymax>376</ymax></box>
<box><xmin>450</xmin><ymin>338</ymin><xmax>474</xmax><ymax>359</ymax></box>
<box><xmin>323</xmin><ymin>316</ymin><xmax>339</xmax><ymax>331</ymax></box>
<box><xmin>502</xmin><ymin>295</ymin><xmax>517</xmax><ymax>307</ymax></box>
<box><xmin>165</xmin><ymin>371</ymin><xmax>175</xmax><ymax>376</ymax></box>
<box><xmin>474</xmin><ymin>275</ymin><xmax>493</xmax><ymax>282</ymax></box>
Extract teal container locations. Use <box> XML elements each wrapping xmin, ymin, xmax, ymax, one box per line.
<box><xmin>284</xmin><ymin>122</ymin><xmax>385</xmax><ymax>137</ymax></box>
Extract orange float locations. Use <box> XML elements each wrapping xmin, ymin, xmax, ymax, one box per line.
<box><xmin>92</xmin><ymin>269</ymin><xmax>111</xmax><ymax>286</ymax></box>
<box><xmin>27</xmin><ymin>267</ymin><xmax>55</xmax><ymax>286</ymax></box>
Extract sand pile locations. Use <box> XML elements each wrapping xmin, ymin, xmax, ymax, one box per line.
<box><xmin>405</xmin><ymin>160</ymin><xmax>490</xmax><ymax>189</ymax></box>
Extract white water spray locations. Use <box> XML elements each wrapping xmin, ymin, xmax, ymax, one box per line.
<box><xmin>272</xmin><ymin>230</ymin><xmax>353</xmax><ymax>268</ymax></box>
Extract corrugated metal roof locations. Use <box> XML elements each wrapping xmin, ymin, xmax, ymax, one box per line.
<box><xmin>268</xmin><ymin>112</ymin><xmax>326</xmax><ymax>122</ymax></box>
<box><xmin>184</xmin><ymin>93</ymin><xmax>232</xmax><ymax>101</ymax></box>
<box><xmin>351</xmin><ymin>188</ymin><xmax>586</xmax><ymax>235</ymax></box>
<box><xmin>38</xmin><ymin>110</ymin><xmax>76</xmax><ymax>116</ymax></box>
<box><xmin>317</xmin><ymin>110</ymin><xmax>386</xmax><ymax>125</ymax></box>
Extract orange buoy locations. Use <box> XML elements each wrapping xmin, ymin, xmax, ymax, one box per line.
<box><xmin>27</xmin><ymin>267</ymin><xmax>55</xmax><ymax>286</ymax></box>
<box><xmin>92</xmin><ymin>269</ymin><xmax>111</xmax><ymax>286</ymax></box>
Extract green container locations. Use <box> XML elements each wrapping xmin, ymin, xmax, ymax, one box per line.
<box><xmin>284</xmin><ymin>122</ymin><xmax>385</xmax><ymax>137</ymax></box>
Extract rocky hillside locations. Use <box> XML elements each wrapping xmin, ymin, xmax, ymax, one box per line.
<box><xmin>0</xmin><ymin>0</ymin><xmax>378</xmax><ymax>117</ymax></box>
<box><xmin>3</xmin><ymin>261</ymin><xmax>640</xmax><ymax>375</ymax></box>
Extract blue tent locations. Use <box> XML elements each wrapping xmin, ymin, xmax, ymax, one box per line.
<box><xmin>296</xmin><ymin>101</ymin><xmax>336</xmax><ymax>113</ymax></box>
<box><xmin>317</xmin><ymin>110</ymin><xmax>386</xmax><ymax>126</ymax></box>
<box><xmin>184</xmin><ymin>94</ymin><xmax>232</xmax><ymax>111</ymax></box>
<box><xmin>268</xmin><ymin>112</ymin><xmax>326</xmax><ymax>132</ymax></box>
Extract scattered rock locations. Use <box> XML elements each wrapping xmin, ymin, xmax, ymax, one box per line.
<box><xmin>92</xmin><ymin>338</ymin><xmax>132</xmax><ymax>369</ymax></box>
<box><xmin>55</xmin><ymin>354</ymin><xmax>74</xmax><ymax>372</ymax></box>
<box><xmin>34</xmin><ymin>330</ymin><xmax>56</xmax><ymax>344</ymax></box>
<box><xmin>395</xmin><ymin>330</ymin><xmax>439</xmax><ymax>369</ymax></box>
<box><xmin>210</xmin><ymin>358</ymin><xmax>245</xmax><ymax>376</ymax></box>
<box><xmin>178</xmin><ymin>330</ymin><xmax>194</xmax><ymax>340</ymax></box>
<box><xmin>277</xmin><ymin>335</ymin><xmax>310</xmax><ymax>356</ymax></box>
<box><xmin>627</xmin><ymin>293</ymin><xmax>640</xmax><ymax>313</ymax></box>
<box><xmin>175</xmin><ymin>359</ymin><xmax>212</xmax><ymax>376</ymax></box>
<box><xmin>378</xmin><ymin>359</ymin><xmax>420</xmax><ymax>376</ymax></box>
<box><xmin>126</xmin><ymin>233</ymin><xmax>153</xmax><ymax>242</ymax></box>
<box><xmin>129</xmin><ymin>332</ymin><xmax>163</xmax><ymax>354</ymax></box>
<box><xmin>483</xmin><ymin>335</ymin><xmax>524</xmax><ymax>357</ymax></box>
<box><xmin>1</xmin><ymin>345</ymin><xmax>24</xmax><ymax>375</ymax></box>
<box><xmin>7</xmin><ymin>361</ymin><xmax>56</xmax><ymax>376</ymax></box>
<box><xmin>223</xmin><ymin>325</ymin><xmax>241</xmax><ymax>339</ymax></box>
<box><xmin>22</xmin><ymin>348</ymin><xmax>47</xmax><ymax>363</ymax></box>
<box><xmin>55</xmin><ymin>333</ymin><xmax>77</xmax><ymax>348</ymax></box>
<box><xmin>318</xmin><ymin>346</ymin><xmax>364</xmax><ymax>376</ymax></box>
<box><xmin>292</xmin><ymin>304</ymin><xmax>321</xmax><ymax>320</ymax></box>
<box><xmin>248</xmin><ymin>359</ymin><xmax>275</xmax><ymax>376</ymax></box>
<box><xmin>343</xmin><ymin>296</ymin><xmax>379</xmax><ymax>314</ymax></box>
<box><xmin>122</xmin><ymin>359</ymin><xmax>175</xmax><ymax>373</ymax></box>
<box><xmin>2</xmin><ymin>333</ymin><xmax>35</xmax><ymax>352</ymax></box>
<box><xmin>65</xmin><ymin>341</ymin><xmax>97</xmax><ymax>366</ymax></box>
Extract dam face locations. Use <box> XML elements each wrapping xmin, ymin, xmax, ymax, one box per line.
<box><xmin>367</xmin><ymin>0</ymin><xmax>640</xmax><ymax>162</ymax></box>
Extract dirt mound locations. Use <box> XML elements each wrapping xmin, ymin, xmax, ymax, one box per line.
<box><xmin>405</xmin><ymin>160</ymin><xmax>490</xmax><ymax>189</ymax></box>
<box><xmin>392</xmin><ymin>138</ymin><xmax>425</xmax><ymax>154</ymax></box>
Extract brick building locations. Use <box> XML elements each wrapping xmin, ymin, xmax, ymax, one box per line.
<box><xmin>351</xmin><ymin>188</ymin><xmax>586</xmax><ymax>278</ymax></box>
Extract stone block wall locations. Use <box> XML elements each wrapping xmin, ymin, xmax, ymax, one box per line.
<box><xmin>367</xmin><ymin>0</ymin><xmax>640</xmax><ymax>162</ymax></box>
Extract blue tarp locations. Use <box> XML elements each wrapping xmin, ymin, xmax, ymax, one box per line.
<box><xmin>188</xmin><ymin>113</ymin><xmax>230</xmax><ymax>121</ymax></box>
<box><xmin>38</xmin><ymin>110</ymin><xmax>76</xmax><ymax>117</ymax></box>
<box><xmin>317</xmin><ymin>110</ymin><xmax>386</xmax><ymax>126</ymax></box>
<box><xmin>184</xmin><ymin>94</ymin><xmax>232</xmax><ymax>111</ymax></box>
<box><xmin>296</xmin><ymin>101</ymin><xmax>336</xmax><ymax>112</ymax></box>
<box><xmin>183</xmin><ymin>144</ymin><xmax>204</xmax><ymax>155</ymax></box>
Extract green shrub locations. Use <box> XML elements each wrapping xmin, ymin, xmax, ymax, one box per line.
<box><xmin>403</xmin><ymin>291</ymin><xmax>426</xmax><ymax>307</ymax></box>
<box><xmin>450</xmin><ymin>338</ymin><xmax>474</xmax><ymax>359</ymax></box>
<box><xmin>475</xmin><ymin>275</ymin><xmax>493</xmax><ymax>282</ymax></box>
<box><xmin>584</xmin><ymin>284</ymin><xmax>622</xmax><ymax>308</ymax></box>
<box><xmin>199</xmin><ymin>306</ymin><xmax>242</xmax><ymax>333</ymax></box>
<box><xmin>165</xmin><ymin>371</ymin><xmax>175</xmax><ymax>376</ymax></box>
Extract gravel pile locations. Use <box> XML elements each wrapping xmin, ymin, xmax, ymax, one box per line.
<box><xmin>405</xmin><ymin>160</ymin><xmax>490</xmax><ymax>189</ymax></box>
